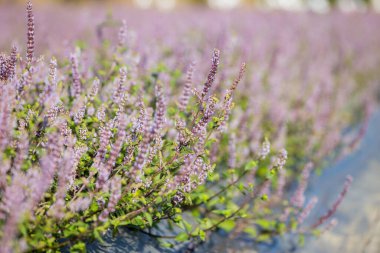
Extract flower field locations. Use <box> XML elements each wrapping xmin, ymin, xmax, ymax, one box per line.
<box><xmin>1</xmin><ymin>1</ymin><xmax>380</xmax><ymax>252</ymax></box>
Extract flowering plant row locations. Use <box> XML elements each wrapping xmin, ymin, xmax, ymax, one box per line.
<box><xmin>0</xmin><ymin>2</ymin><xmax>380</xmax><ymax>252</ymax></box>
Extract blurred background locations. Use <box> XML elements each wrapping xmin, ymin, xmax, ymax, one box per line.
<box><xmin>0</xmin><ymin>0</ymin><xmax>379</xmax><ymax>12</ymax></box>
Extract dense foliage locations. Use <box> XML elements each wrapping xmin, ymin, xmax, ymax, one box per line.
<box><xmin>1</xmin><ymin>2</ymin><xmax>380</xmax><ymax>252</ymax></box>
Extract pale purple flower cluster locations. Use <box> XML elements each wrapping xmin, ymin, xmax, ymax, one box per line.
<box><xmin>258</xmin><ymin>139</ymin><xmax>271</xmax><ymax>159</ymax></box>
<box><xmin>179</xmin><ymin>61</ymin><xmax>195</xmax><ymax>111</ymax></box>
<box><xmin>168</xmin><ymin>154</ymin><xmax>213</xmax><ymax>205</ymax></box>
<box><xmin>112</xmin><ymin>67</ymin><xmax>128</xmax><ymax>103</ymax></box>
<box><xmin>132</xmin><ymin>103</ymin><xmax>151</xmax><ymax>181</ymax></box>
<box><xmin>59</xmin><ymin>120</ymin><xmax>73</xmax><ymax>146</ymax></box>
<box><xmin>99</xmin><ymin>176</ymin><xmax>122</xmax><ymax>222</ymax></box>
<box><xmin>73</xmin><ymin>104</ymin><xmax>86</xmax><ymax>124</ymax></box>
<box><xmin>192</xmin><ymin>96</ymin><xmax>217</xmax><ymax>137</ymax></box>
<box><xmin>150</xmin><ymin>81</ymin><xmax>167</xmax><ymax>138</ymax></box>
<box><xmin>95</xmin><ymin>123</ymin><xmax>112</xmax><ymax>165</ymax></box>
<box><xmin>70</xmin><ymin>52</ymin><xmax>82</xmax><ymax>98</ymax></box>
<box><xmin>96</xmin><ymin>105</ymin><xmax>106</xmax><ymax>122</ymax></box>
<box><xmin>106</xmin><ymin>115</ymin><xmax>127</xmax><ymax>171</ymax></box>
<box><xmin>12</xmin><ymin>123</ymin><xmax>29</xmax><ymax>172</ymax></box>
<box><xmin>48</xmin><ymin>58</ymin><xmax>57</xmax><ymax>86</ymax></box>
<box><xmin>69</xmin><ymin>197</ymin><xmax>92</xmax><ymax>213</ymax></box>
<box><xmin>0</xmin><ymin>84</ymin><xmax>16</xmax><ymax>152</ymax></box>
<box><xmin>297</xmin><ymin>196</ymin><xmax>318</xmax><ymax>224</ymax></box>
<box><xmin>26</xmin><ymin>1</ymin><xmax>34</xmax><ymax>64</ymax></box>
<box><xmin>291</xmin><ymin>162</ymin><xmax>314</xmax><ymax>208</ymax></box>
<box><xmin>39</xmin><ymin>58</ymin><xmax>57</xmax><ymax>104</ymax></box>
<box><xmin>201</xmin><ymin>49</ymin><xmax>220</xmax><ymax>101</ymax></box>
<box><xmin>0</xmin><ymin>45</ymin><xmax>17</xmax><ymax>82</ymax></box>
<box><xmin>88</xmin><ymin>78</ymin><xmax>100</xmax><ymax>102</ymax></box>
<box><xmin>273</xmin><ymin>148</ymin><xmax>288</xmax><ymax>170</ymax></box>
<box><xmin>45</xmin><ymin>102</ymin><xmax>65</xmax><ymax>122</ymax></box>
<box><xmin>175</xmin><ymin>118</ymin><xmax>188</xmax><ymax>148</ymax></box>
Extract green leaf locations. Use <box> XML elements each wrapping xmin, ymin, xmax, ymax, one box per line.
<box><xmin>159</xmin><ymin>241</ymin><xmax>173</xmax><ymax>248</ymax></box>
<box><xmin>18</xmin><ymin>223</ymin><xmax>28</xmax><ymax>237</ymax></box>
<box><xmin>255</xmin><ymin>219</ymin><xmax>273</xmax><ymax>230</ymax></box>
<box><xmin>213</xmin><ymin>209</ymin><xmax>230</xmax><ymax>217</ymax></box>
<box><xmin>244</xmin><ymin>160</ymin><xmax>257</xmax><ymax>171</ymax></box>
<box><xmin>90</xmin><ymin>201</ymin><xmax>99</xmax><ymax>212</ymax></box>
<box><xmin>132</xmin><ymin>216</ymin><xmax>145</xmax><ymax>226</ymax></box>
<box><xmin>93</xmin><ymin>228</ymin><xmax>105</xmax><ymax>244</ymax></box>
<box><xmin>207</xmin><ymin>172</ymin><xmax>219</xmax><ymax>182</ymax></box>
<box><xmin>218</xmin><ymin>220</ymin><xmax>235</xmax><ymax>232</ymax></box>
<box><xmin>175</xmin><ymin>232</ymin><xmax>189</xmax><ymax>242</ymax></box>
<box><xmin>70</xmin><ymin>242</ymin><xmax>86</xmax><ymax>253</ymax></box>
<box><xmin>144</xmin><ymin>213</ymin><xmax>153</xmax><ymax>226</ymax></box>
<box><xmin>199</xmin><ymin>230</ymin><xmax>206</xmax><ymax>241</ymax></box>
<box><xmin>173</xmin><ymin>215</ymin><xmax>183</xmax><ymax>223</ymax></box>
<box><xmin>257</xmin><ymin>234</ymin><xmax>270</xmax><ymax>242</ymax></box>
<box><xmin>155</xmin><ymin>196</ymin><xmax>162</xmax><ymax>204</ymax></box>
<box><xmin>182</xmin><ymin>220</ymin><xmax>192</xmax><ymax>232</ymax></box>
<box><xmin>244</xmin><ymin>227</ymin><xmax>257</xmax><ymax>237</ymax></box>
<box><xmin>277</xmin><ymin>222</ymin><xmax>286</xmax><ymax>234</ymax></box>
<box><xmin>200</xmin><ymin>218</ymin><xmax>213</xmax><ymax>230</ymax></box>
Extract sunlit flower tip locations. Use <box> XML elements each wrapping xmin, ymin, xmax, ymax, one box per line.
<box><xmin>79</xmin><ymin>127</ymin><xmax>87</xmax><ymax>140</ymax></box>
<box><xmin>274</xmin><ymin>148</ymin><xmax>287</xmax><ymax>169</ymax></box>
<box><xmin>259</xmin><ymin>139</ymin><xmax>270</xmax><ymax>159</ymax></box>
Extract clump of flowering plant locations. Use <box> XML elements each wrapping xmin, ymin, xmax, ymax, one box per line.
<box><xmin>0</xmin><ymin>1</ymin><xmax>380</xmax><ymax>252</ymax></box>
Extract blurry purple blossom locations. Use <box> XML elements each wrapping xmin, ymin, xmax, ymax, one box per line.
<box><xmin>312</xmin><ymin>175</ymin><xmax>353</xmax><ymax>228</ymax></box>
<box><xmin>291</xmin><ymin>162</ymin><xmax>314</xmax><ymax>208</ymax></box>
